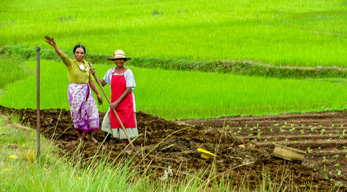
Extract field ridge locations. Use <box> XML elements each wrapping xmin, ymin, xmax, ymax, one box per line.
<box><xmin>2</xmin><ymin>44</ymin><xmax>347</xmax><ymax>79</ymax></box>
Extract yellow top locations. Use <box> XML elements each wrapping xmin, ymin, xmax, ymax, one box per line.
<box><xmin>59</xmin><ymin>53</ymin><xmax>93</xmax><ymax>84</ymax></box>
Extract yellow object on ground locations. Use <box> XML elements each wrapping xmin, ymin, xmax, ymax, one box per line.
<box><xmin>24</xmin><ymin>149</ymin><xmax>36</xmax><ymax>162</ymax></box>
<box><xmin>197</xmin><ymin>148</ymin><xmax>218</xmax><ymax>159</ymax></box>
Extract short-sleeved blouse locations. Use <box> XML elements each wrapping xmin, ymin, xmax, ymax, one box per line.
<box><xmin>59</xmin><ymin>53</ymin><xmax>93</xmax><ymax>84</ymax></box>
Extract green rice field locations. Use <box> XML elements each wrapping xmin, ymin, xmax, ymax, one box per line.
<box><xmin>1</xmin><ymin>0</ymin><xmax>347</xmax><ymax>118</ymax></box>
<box><xmin>1</xmin><ymin>57</ymin><xmax>347</xmax><ymax>119</ymax></box>
<box><xmin>1</xmin><ymin>0</ymin><xmax>346</xmax><ymax>67</ymax></box>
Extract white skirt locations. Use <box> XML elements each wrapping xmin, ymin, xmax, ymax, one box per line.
<box><xmin>101</xmin><ymin>108</ymin><xmax>138</xmax><ymax>139</ymax></box>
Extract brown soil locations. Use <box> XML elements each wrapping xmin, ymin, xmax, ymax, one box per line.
<box><xmin>180</xmin><ymin>111</ymin><xmax>347</xmax><ymax>189</ymax></box>
<box><xmin>0</xmin><ymin>105</ymin><xmax>345</xmax><ymax>191</ymax></box>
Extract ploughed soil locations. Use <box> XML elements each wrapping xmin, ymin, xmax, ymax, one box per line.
<box><xmin>1</xmin><ymin>105</ymin><xmax>345</xmax><ymax>191</ymax></box>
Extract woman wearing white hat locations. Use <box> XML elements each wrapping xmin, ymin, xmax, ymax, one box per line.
<box><xmin>94</xmin><ymin>50</ymin><xmax>138</xmax><ymax>152</ymax></box>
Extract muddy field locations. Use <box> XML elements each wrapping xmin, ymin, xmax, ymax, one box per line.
<box><xmin>1</xmin><ymin>105</ymin><xmax>346</xmax><ymax>191</ymax></box>
<box><xmin>181</xmin><ymin>112</ymin><xmax>347</xmax><ymax>188</ymax></box>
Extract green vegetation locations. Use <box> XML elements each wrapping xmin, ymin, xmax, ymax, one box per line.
<box><xmin>0</xmin><ymin>55</ymin><xmax>31</xmax><ymax>88</ymax></box>
<box><xmin>1</xmin><ymin>0</ymin><xmax>346</xmax><ymax>119</ymax></box>
<box><xmin>4</xmin><ymin>45</ymin><xmax>347</xmax><ymax>79</ymax></box>
<box><xmin>1</xmin><ymin>0</ymin><xmax>346</xmax><ymax>67</ymax></box>
<box><xmin>1</xmin><ymin>58</ymin><xmax>347</xmax><ymax>119</ymax></box>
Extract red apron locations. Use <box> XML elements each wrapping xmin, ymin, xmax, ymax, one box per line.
<box><xmin>110</xmin><ymin>69</ymin><xmax>136</xmax><ymax>129</ymax></box>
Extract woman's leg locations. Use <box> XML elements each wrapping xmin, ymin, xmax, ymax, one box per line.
<box><xmin>104</xmin><ymin>132</ymin><xmax>111</xmax><ymax>142</ymax></box>
<box><xmin>76</xmin><ymin>129</ymin><xmax>83</xmax><ymax>141</ymax></box>
<box><xmin>123</xmin><ymin>139</ymin><xmax>131</xmax><ymax>154</ymax></box>
<box><xmin>86</xmin><ymin>132</ymin><xmax>98</xmax><ymax>143</ymax></box>
<box><xmin>102</xmin><ymin>132</ymin><xmax>111</xmax><ymax>150</ymax></box>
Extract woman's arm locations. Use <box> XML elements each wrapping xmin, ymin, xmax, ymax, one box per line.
<box><xmin>110</xmin><ymin>88</ymin><xmax>132</xmax><ymax>109</ymax></box>
<box><xmin>90</xmin><ymin>68</ymin><xmax>107</xmax><ymax>87</ymax></box>
<box><xmin>89</xmin><ymin>81</ymin><xmax>103</xmax><ymax>104</ymax></box>
<box><xmin>45</xmin><ymin>35</ymin><xmax>63</xmax><ymax>56</ymax></box>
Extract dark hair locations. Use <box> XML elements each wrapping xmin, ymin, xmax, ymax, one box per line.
<box><xmin>73</xmin><ymin>45</ymin><xmax>86</xmax><ymax>54</ymax></box>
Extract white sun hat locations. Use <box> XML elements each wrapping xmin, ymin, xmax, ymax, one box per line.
<box><xmin>108</xmin><ymin>49</ymin><xmax>131</xmax><ymax>61</ymax></box>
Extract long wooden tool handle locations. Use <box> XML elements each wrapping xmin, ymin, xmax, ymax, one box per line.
<box><xmin>88</xmin><ymin>63</ymin><xmax>137</xmax><ymax>151</ymax></box>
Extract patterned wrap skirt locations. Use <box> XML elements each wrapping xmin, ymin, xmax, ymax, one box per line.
<box><xmin>68</xmin><ymin>83</ymin><xmax>99</xmax><ymax>132</ymax></box>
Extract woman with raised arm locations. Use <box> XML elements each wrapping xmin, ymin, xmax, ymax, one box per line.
<box><xmin>44</xmin><ymin>35</ymin><xmax>103</xmax><ymax>143</ymax></box>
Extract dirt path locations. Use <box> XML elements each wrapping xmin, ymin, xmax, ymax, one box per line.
<box><xmin>1</xmin><ymin>105</ymin><xmax>345</xmax><ymax>191</ymax></box>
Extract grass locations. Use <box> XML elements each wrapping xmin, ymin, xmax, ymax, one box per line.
<box><xmin>1</xmin><ymin>58</ymin><xmax>347</xmax><ymax>119</ymax></box>
<box><xmin>0</xmin><ymin>55</ymin><xmax>31</xmax><ymax>88</ymax></box>
<box><xmin>1</xmin><ymin>0</ymin><xmax>346</xmax><ymax>67</ymax></box>
<box><xmin>0</xmin><ymin>122</ymin><xmax>132</xmax><ymax>191</ymax></box>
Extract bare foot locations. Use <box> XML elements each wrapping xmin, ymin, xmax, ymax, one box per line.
<box><xmin>77</xmin><ymin>137</ymin><xmax>83</xmax><ymax>143</ymax></box>
<box><xmin>86</xmin><ymin>134</ymin><xmax>98</xmax><ymax>144</ymax></box>
<box><xmin>102</xmin><ymin>143</ymin><xmax>109</xmax><ymax>150</ymax></box>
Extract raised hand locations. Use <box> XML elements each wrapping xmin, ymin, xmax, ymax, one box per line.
<box><xmin>44</xmin><ymin>35</ymin><xmax>63</xmax><ymax>55</ymax></box>
<box><xmin>44</xmin><ymin>35</ymin><xmax>56</xmax><ymax>46</ymax></box>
